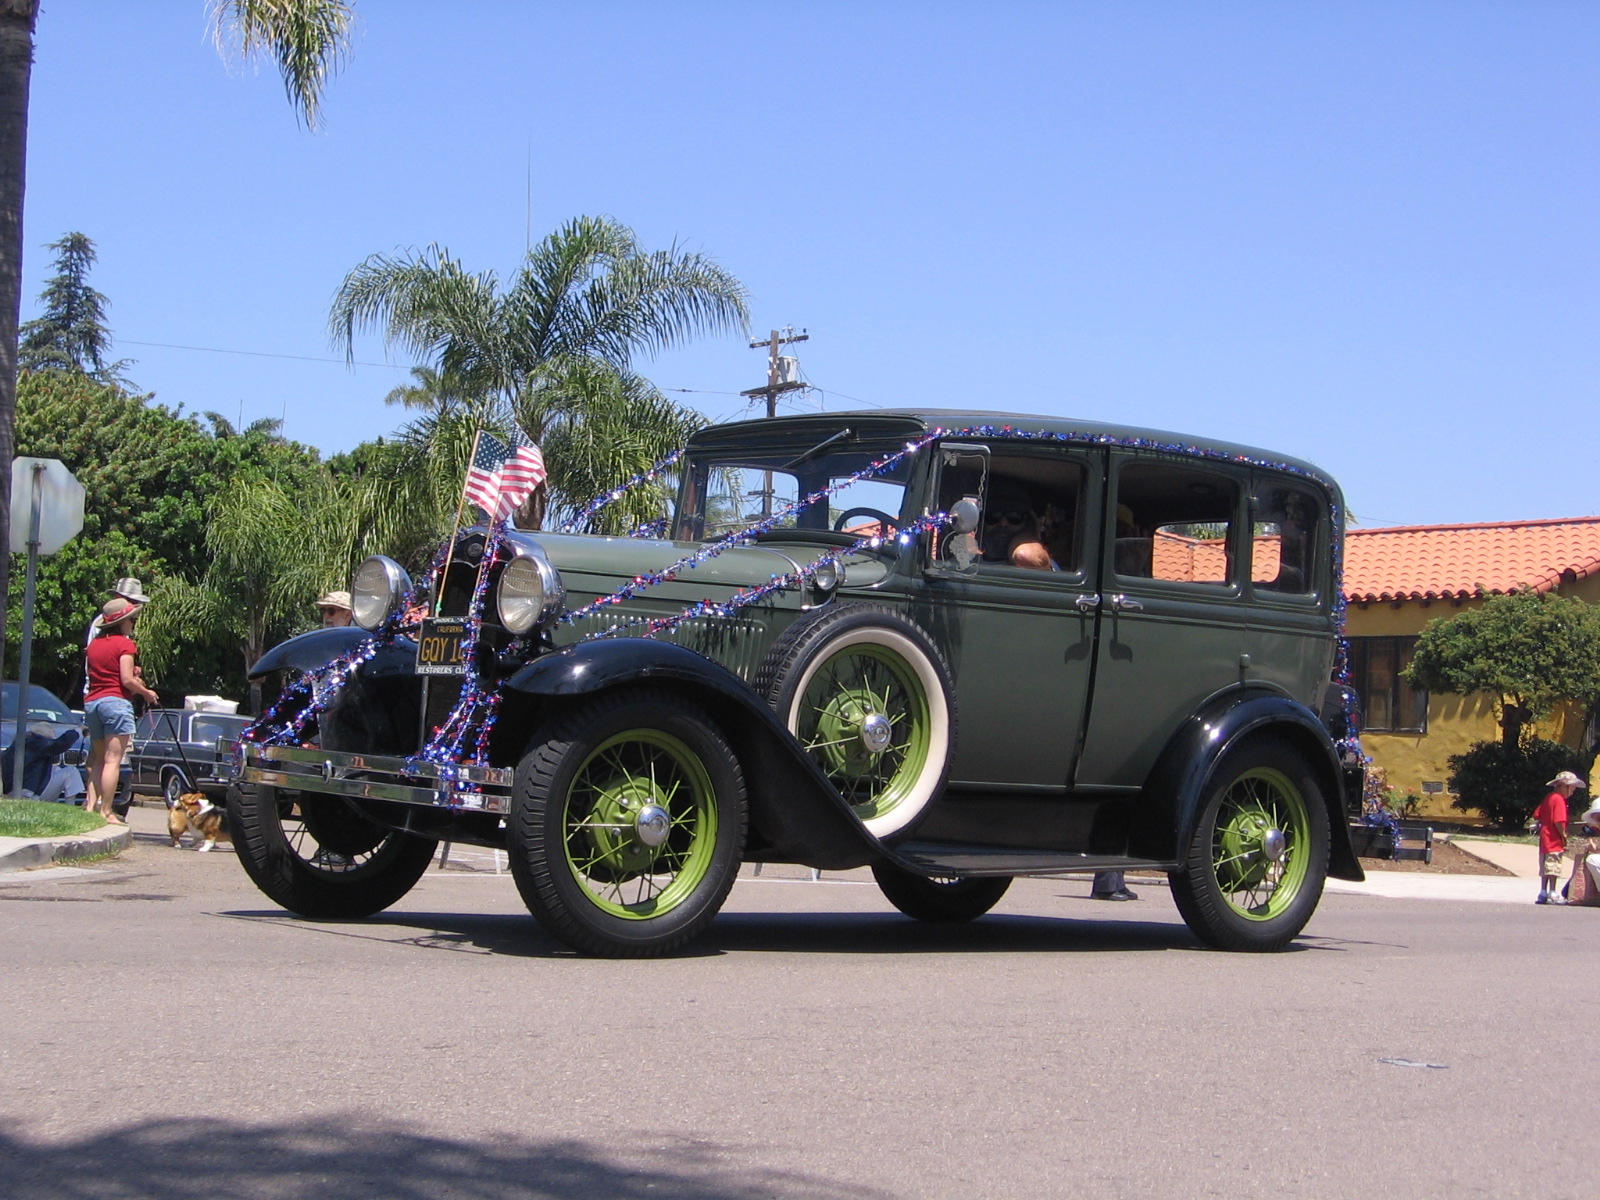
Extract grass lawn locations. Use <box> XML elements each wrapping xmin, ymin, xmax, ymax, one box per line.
<box><xmin>0</xmin><ymin>798</ymin><xmax>104</xmax><ymax>839</ymax></box>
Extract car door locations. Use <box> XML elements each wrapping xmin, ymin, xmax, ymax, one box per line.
<box><xmin>917</xmin><ymin>443</ymin><xmax>1103</xmax><ymax>790</ymax></box>
<box><xmin>1074</xmin><ymin>453</ymin><xmax>1253</xmax><ymax>791</ymax></box>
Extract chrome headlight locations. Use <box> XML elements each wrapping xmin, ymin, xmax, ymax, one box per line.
<box><xmin>351</xmin><ymin>556</ymin><xmax>412</xmax><ymax>631</ymax></box>
<box><xmin>811</xmin><ymin>557</ymin><xmax>841</xmax><ymax>593</ymax></box>
<box><xmin>496</xmin><ymin>547</ymin><xmax>565</xmax><ymax>634</ymax></box>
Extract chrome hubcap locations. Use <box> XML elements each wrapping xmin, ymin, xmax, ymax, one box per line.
<box><xmin>1261</xmin><ymin>826</ymin><xmax>1287</xmax><ymax>862</ymax></box>
<box><xmin>859</xmin><ymin>712</ymin><xmax>893</xmax><ymax>754</ymax></box>
<box><xmin>634</xmin><ymin>803</ymin><xmax>671</xmax><ymax>848</ymax></box>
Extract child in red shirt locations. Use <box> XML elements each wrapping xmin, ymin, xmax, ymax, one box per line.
<box><xmin>1534</xmin><ymin>771</ymin><xmax>1584</xmax><ymax>904</ymax></box>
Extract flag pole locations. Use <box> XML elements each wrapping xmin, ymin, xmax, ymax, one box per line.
<box><xmin>439</xmin><ymin>428</ymin><xmax>486</xmax><ymax>617</ymax></box>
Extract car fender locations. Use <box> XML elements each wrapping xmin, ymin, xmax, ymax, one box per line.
<box><xmin>1129</xmin><ymin>688</ymin><xmax>1364</xmax><ymax>881</ymax></box>
<box><xmin>504</xmin><ymin>639</ymin><xmax>884</xmax><ymax>869</ymax></box>
<box><xmin>250</xmin><ymin>629</ymin><xmax>421</xmax><ymax>681</ymax></box>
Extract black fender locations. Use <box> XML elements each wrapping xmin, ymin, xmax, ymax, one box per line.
<box><xmin>249</xmin><ymin>629</ymin><xmax>424</xmax><ymax>757</ymax></box>
<box><xmin>1128</xmin><ymin>688</ymin><xmax>1364</xmax><ymax>882</ymax></box>
<box><xmin>502</xmin><ymin>639</ymin><xmax>885</xmax><ymax>869</ymax></box>
<box><xmin>249</xmin><ymin>627</ymin><xmax>382</xmax><ymax>678</ymax></box>
<box><xmin>248</xmin><ymin>628</ymin><xmax>421</xmax><ymax>684</ymax></box>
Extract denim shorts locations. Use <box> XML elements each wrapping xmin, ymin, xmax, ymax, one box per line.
<box><xmin>85</xmin><ymin>696</ymin><xmax>135</xmax><ymax>740</ymax></box>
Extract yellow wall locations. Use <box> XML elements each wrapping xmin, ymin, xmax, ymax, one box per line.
<box><xmin>1345</xmin><ymin>575</ymin><xmax>1600</xmax><ymax>817</ymax></box>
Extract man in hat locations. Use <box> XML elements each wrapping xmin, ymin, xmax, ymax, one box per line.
<box><xmin>1534</xmin><ymin>770</ymin><xmax>1585</xmax><ymax>904</ymax></box>
<box><xmin>315</xmin><ymin>590</ymin><xmax>353</xmax><ymax>628</ymax></box>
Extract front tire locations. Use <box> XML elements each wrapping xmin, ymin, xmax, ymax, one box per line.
<box><xmin>507</xmin><ymin>689</ymin><xmax>747</xmax><ymax>957</ymax></box>
<box><xmin>872</xmin><ymin>861</ymin><xmax>1011</xmax><ymax>922</ymax></box>
<box><xmin>1168</xmin><ymin>741</ymin><xmax>1329</xmax><ymax>952</ymax></box>
<box><xmin>229</xmin><ymin>783</ymin><xmax>438</xmax><ymax>919</ymax></box>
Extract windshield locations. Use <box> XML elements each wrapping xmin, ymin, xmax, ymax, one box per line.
<box><xmin>0</xmin><ymin>682</ymin><xmax>73</xmax><ymax>723</ymax></box>
<box><xmin>673</xmin><ymin>440</ymin><xmax>912</xmax><ymax>541</ymax></box>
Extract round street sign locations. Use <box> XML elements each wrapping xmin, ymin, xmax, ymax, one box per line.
<box><xmin>9</xmin><ymin>457</ymin><xmax>85</xmax><ymax>555</ymax></box>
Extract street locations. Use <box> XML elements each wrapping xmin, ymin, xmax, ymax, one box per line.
<box><xmin>2</xmin><ymin>805</ymin><xmax>1591</xmax><ymax>1200</ymax></box>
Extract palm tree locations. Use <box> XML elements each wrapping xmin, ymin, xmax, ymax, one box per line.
<box><xmin>329</xmin><ymin>215</ymin><xmax>749</xmax><ymax>527</ymax></box>
<box><xmin>0</xmin><ymin>0</ymin><xmax>354</xmax><ymax>682</ymax></box>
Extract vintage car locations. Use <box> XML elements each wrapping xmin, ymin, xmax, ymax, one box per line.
<box><xmin>127</xmin><ymin>708</ymin><xmax>253</xmax><ymax>806</ymax></box>
<box><xmin>229</xmin><ymin>409</ymin><xmax>1363</xmax><ymax>956</ymax></box>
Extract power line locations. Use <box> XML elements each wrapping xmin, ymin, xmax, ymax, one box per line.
<box><xmin>120</xmin><ymin>339</ymin><xmax>410</xmax><ymax>369</ymax></box>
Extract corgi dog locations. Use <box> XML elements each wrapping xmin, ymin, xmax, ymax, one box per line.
<box><xmin>167</xmin><ymin>792</ymin><xmax>231</xmax><ymax>852</ymax></box>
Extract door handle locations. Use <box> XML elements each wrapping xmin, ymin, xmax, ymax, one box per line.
<box><xmin>1110</xmin><ymin>594</ymin><xmax>1144</xmax><ymax>612</ymax></box>
<box><xmin>1075</xmin><ymin>593</ymin><xmax>1100</xmax><ymax>612</ymax></box>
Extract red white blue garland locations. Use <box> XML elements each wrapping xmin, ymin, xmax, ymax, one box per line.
<box><xmin>244</xmin><ymin>421</ymin><xmax>1360</xmax><ymax>802</ymax></box>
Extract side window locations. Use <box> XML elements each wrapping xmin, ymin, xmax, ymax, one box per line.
<box><xmin>977</xmin><ymin>456</ymin><xmax>1086</xmax><ymax>574</ymax></box>
<box><xmin>1113</xmin><ymin>462</ymin><xmax>1239</xmax><ymax>586</ymax></box>
<box><xmin>1252</xmin><ymin>482</ymin><xmax>1322</xmax><ymax>595</ymax></box>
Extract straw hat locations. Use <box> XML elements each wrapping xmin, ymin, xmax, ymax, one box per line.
<box><xmin>315</xmin><ymin>590</ymin><xmax>352</xmax><ymax>612</ymax></box>
<box><xmin>100</xmin><ymin>597</ymin><xmax>142</xmax><ymax>625</ymax></box>
<box><xmin>112</xmin><ymin>577</ymin><xmax>151</xmax><ymax>604</ymax></box>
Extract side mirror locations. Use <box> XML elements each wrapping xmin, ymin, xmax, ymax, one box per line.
<box><xmin>948</xmin><ymin>497</ymin><xmax>980</xmax><ymax>535</ymax></box>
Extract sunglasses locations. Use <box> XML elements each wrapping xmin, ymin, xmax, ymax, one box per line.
<box><xmin>984</xmin><ymin>510</ymin><xmax>1032</xmax><ymax>529</ymax></box>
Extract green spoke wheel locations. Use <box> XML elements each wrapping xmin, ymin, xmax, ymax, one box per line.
<box><xmin>509</xmin><ymin>689</ymin><xmax>746</xmax><ymax>957</ymax></box>
<box><xmin>757</xmin><ymin>605</ymin><xmax>954</xmax><ymax>840</ymax></box>
<box><xmin>229</xmin><ymin>783</ymin><xmax>438</xmax><ymax>919</ymax></box>
<box><xmin>1169</xmin><ymin>741</ymin><xmax>1329</xmax><ymax>952</ymax></box>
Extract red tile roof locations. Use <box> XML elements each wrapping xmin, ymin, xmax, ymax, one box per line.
<box><xmin>1343</xmin><ymin>517</ymin><xmax>1600</xmax><ymax>603</ymax></box>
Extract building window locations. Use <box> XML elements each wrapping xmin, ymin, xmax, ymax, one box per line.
<box><xmin>1349</xmin><ymin>637</ymin><xmax>1428</xmax><ymax>733</ymax></box>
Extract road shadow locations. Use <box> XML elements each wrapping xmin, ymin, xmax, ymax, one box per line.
<box><xmin>220</xmin><ymin>906</ymin><xmax>1204</xmax><ymax>957</ymax></box>
<box><xmin>706</xmin><ymin>910</ymin><xmax>1200</xmax><ymax>954</ymax></box>
<box><xmin>3</xmin><ymin>1117</ymin><xmax>898</xmax><ymax>1200</ymax></box>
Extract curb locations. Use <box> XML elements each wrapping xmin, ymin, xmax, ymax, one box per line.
<box><xmin>0</xmin><ymin>821</ymin><xmax>132</xmax><ymax>873</ymax></box>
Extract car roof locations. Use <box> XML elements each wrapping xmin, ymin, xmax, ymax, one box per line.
<box><xmin>688</xmin><ymin>408</ymin><xmax>1341</xmax><ymax>496</ymax></box>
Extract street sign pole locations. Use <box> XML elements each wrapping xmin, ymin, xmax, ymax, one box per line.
<box><xmin>8</xmin><ymin>461</ymin><xmax>44</xmax><ymax>797</ymax></box>
<box><xmin>4</xmin><ymin>458</ymin><xmax>86</xmax><ymax>799</ymax></box>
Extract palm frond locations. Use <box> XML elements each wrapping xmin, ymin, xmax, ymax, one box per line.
<box><xmin>209</xmin><ymin>0</ymin><xmax>354</xmax><ymax>131</ymax></box>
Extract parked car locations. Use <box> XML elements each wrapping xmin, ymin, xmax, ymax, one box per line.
<box><xmin>230</xmin><ymin>408</ymin><xmax>1364</xmax><ymax>956</ymax></box>
<box><xmin>129</xmin><ymin>708</ymin><xmax>253</xmax><ymax>806</ymax></box>
<box><xmin>1</xmin><ymin>681</ymin><xmax>86</xmax><ymax>799</ymax></box>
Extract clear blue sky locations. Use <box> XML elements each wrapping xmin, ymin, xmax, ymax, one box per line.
<box><xmin>20</xmin><ymin>1</ymin><xmax>1599</xmax><ymax>528</ymax></box>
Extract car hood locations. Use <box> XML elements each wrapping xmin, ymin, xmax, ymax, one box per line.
<box><xmin>529</xmin><ymin>532</ymin><xmax>851</xmax><ymax>610</ymax></box>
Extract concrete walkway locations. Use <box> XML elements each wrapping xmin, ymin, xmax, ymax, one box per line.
<box><xmin>0</xmin><ymin>819</ymin><xmax>131</xmax><ymax>873</ymax></box>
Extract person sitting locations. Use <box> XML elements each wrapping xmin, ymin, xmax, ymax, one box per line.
<box><xmin>981</xmin><ymin>480</ymin><xmax>1056</xmax><ymax>570</ymax></box>
<box><xmin>2</xmin><ymin>722</ymin><xmax>82</xmax><ymax>800</ymax></box>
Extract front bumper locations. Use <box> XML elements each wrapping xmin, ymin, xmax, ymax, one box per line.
<box><xmin>229</xmin><ymin>741</ymin><xmax>515</xmax><ymax>815</ymax></box>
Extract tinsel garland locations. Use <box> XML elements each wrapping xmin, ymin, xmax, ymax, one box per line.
<box><xmin>244</xmin><ymin>420</ymin><xmax>1362</xmax><ymax>791</ymax></box>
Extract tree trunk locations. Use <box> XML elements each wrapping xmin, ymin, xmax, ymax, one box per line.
<box><xmin>1501</xmin><ymin>702</ymin><xmax>1527</xmax><ymax>749</ymax></box>
<box><xmin>0</xmin><ymin>1</ymin><xmax>38</xmax><ymax>686</ymax></box>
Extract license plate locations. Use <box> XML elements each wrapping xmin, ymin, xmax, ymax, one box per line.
<box><xmin>415</xmin><ymin>617</ymin><xmax>469</xmax><ymax>676</ymax></box>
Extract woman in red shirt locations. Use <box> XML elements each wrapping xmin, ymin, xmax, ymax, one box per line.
<box><xmin>83</xmin><ymin>597</ymin><xmax>159</xmax><ymax>824</ymax></box>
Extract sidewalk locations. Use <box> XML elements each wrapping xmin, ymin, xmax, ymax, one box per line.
<box><xmin>0</xmin><ymin>819</ymin><xmax>131</xmax><ymax>873</ymax></box>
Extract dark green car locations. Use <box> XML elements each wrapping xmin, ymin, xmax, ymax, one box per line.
<box><xmin>230</xmin><ymin>409</ymin><xmax>1363</xmax><ymax>956</ymax></box>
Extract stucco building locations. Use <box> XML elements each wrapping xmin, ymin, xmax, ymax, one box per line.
<box><xmin>1342</xmin><ymin>516</ymin><xmax>1600</xmax><ymax>816</ymax></box>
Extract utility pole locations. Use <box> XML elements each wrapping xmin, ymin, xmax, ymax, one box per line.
<box><xmin>741</xmin><ymin>327</ymin><xmax>810</xmax><ymax>518</ymax></box>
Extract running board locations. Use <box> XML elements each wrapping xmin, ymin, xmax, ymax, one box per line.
<box><xmin>890</xmin><ymin>841</ymin><xmax>1177</xmax><ymax>879</ymax></box>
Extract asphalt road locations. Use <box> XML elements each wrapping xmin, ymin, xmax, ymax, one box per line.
<box><xmin>1</xmin><ymin>806</ymin><xmax>1592</xmax><ymax>1200</ymax></box>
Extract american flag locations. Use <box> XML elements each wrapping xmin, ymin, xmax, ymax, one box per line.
<box><xmin>463</xmin><ymin>429</ymin><xmax>547</xmax><ymax>523</ymax></box>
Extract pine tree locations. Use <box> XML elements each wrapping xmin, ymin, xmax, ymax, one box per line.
<box><xmin>17</xmin><ymin>232</ymin><xmax>131</xmax><ymax>385</ymax></box>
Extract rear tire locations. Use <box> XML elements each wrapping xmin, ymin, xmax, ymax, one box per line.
<box><xmin>871</xmin><ymin>861</ymin><xmax>1011</xmax><ymax>923</ymax></box>
<box><xmin>1168</xmin><ymin>741</ymin><xmax>1329</xmax><ymax>952</ymax></box>
<box><xmin>229</xmin><ymin>783</ymin><xmax>437</xmax><ymax>919</ymax></box>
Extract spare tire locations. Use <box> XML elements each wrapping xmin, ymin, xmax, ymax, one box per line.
<box><xmin>756</xmin><ymin>604</ymin><xmax>955</xmax><ymax>839</ymax></box>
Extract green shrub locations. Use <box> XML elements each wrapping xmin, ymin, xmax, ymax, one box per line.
<box><xmin>1447</xmin><ymin>737</ymin><xmax>1587</xmax><ymax>829</ymax></box>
